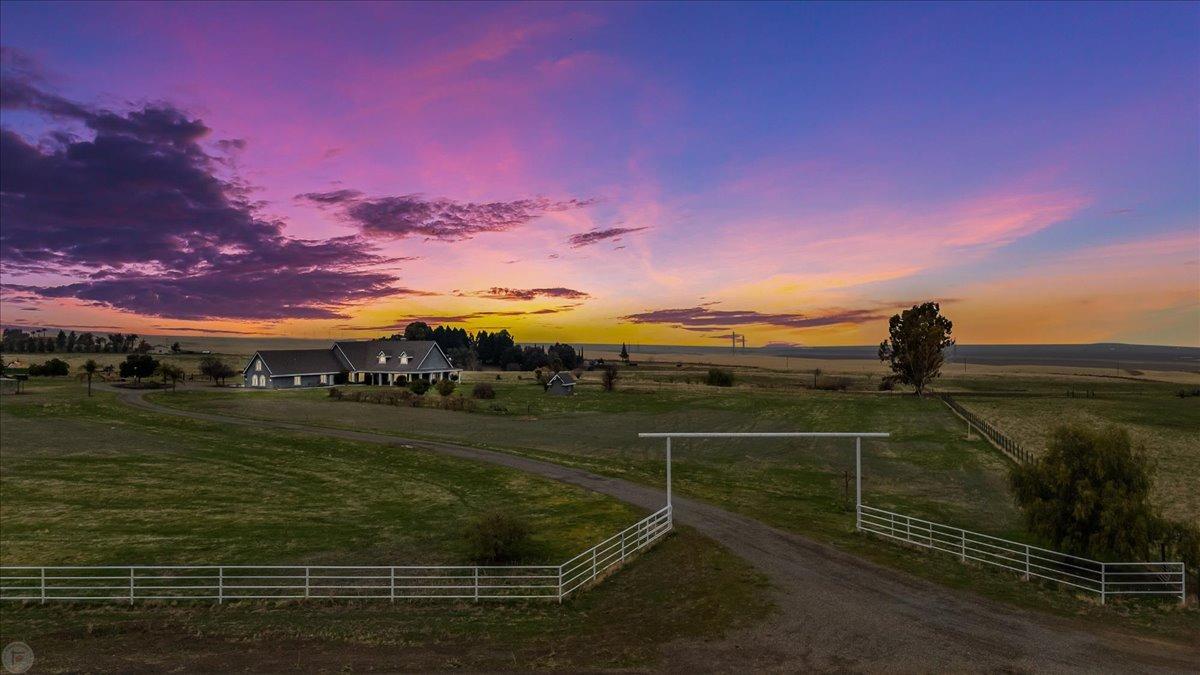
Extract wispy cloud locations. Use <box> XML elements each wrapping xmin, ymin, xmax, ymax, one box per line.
<box><xmin>299</xmin><ymin>190</ymin><xmax>595</xmax><ymax>242</ymax></box>
<box><xmin>621</xmin><ymin>305</ymin><xmax>886</xmax><ymax>331</ymax></box>
<box><xmin>567</xmin><ymin>226</ymin><xmax>648</xmax><ymax>248</ymax></box>
<box><xmin>464</xmin><ymin>287</ymin><xmax>589</xmax><ymax>301</ymax></box>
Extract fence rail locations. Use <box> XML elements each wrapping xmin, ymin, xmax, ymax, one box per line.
<box><xmin>938</xmin><ymin>393</ymin><xmax>1031</xmax><ymax>463</ymax></box>
<box><xmin>0</xmin><ymin>506</ymin><xmax>672</xmax><ymax>604</ymax></box>
<box><xmin>859</xmin><ymin>504</ymin><xmax>1185</xmax><ymax>604</ymax></box>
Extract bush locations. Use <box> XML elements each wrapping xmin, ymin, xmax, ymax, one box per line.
<box><xmin>472</xmin><ymin>382</ymin><xmax>496</xmax><ymax>399</ymax></box>
<box><xmin>878</xmin><ymin>376</ymin><xmax>899</xmax><ymax>391</ymax></box>
<box><xmin>1009</xmin><ymin>424</ymin><xmax>1160</xmax><ymax>560</ymax></box>
<box><xmin>1175</xmin><ymin>387</ymin><xmax>1200</xmax><ymax>398</ymax></box>
<box><xmin>814</xmin><ymin>376</ymin><xmax>852</xmax><ymax>391</ymax></box>
<box><xmin>28</xmin><ymin>358</ymin><xmax>70</xmax><ymax>376</ymax></box>
<box><xmin>704</xmin><ymin>368</ymin><xmax>734</xmax><ymax>387</ymax></box>
<box><xmin>409</xmin><ymin>380</ymin><xmax>430</xmax><ymax>395</ymax></box>
<box><xmin>435</xmin><ymin>379</ymin><xmax>456</xmax><ymax>396</ymax></box>
<box><xmin>602</xmin><ymin>364</ymin><xmax>618</xmax><ymax>391</ymax></box>
<box><xmin>463</xmin><ymin>511</ymin><xmax>534</xmax><ymax>564</ymax></box>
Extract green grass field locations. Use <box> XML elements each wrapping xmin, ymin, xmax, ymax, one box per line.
<box><xmin>0</xmin><ymin>380</ymin><xmax>772</xmax><ymax>670</ymax></box>
<box><xmin>939</xmin><ymin>373</ymin><xmax>1200</xmax><ymax>521</ymax></box>
<box><xmin>136</xmin><ymin>366</ymin><xmax>1200</xmax><ymax>638</ymax></box>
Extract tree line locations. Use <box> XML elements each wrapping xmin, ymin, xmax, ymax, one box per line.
<box><xmin>387</xmin><ymin>322</ymin><xmax>583</xmax><ymax>372</ymax></box>
<box><xmin>1</xmin><ymin>328</ymin><xmax>158</xmax><ymax>354</ymax></box>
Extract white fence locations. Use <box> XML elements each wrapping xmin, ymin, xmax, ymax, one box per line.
<box><xmin>0</xmin><ymin>506</ymin><xmax>672</xmax><ymax>604</ymax></box>
<box><xmin>859</xmin><ymin>505</ymin><xmax>1185</xmax><ymax>604</ymax></box>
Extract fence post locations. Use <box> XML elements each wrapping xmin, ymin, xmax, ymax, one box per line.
<box><xmin>1181</xmin><ymin>564</ymin><xmax>1187</xmax><ymax>607</ymax></box>
<box><xmin>40</xmin><ymin>568</ymin><xmax>45</xmax><ymax>604</ymax></box>
<box><xmin>129</xmin><ymin>568</ymin><xmax>135</xmax><ymax>605</ymax></box>
<box><xmin>621</xmin><ymin>529</ymin><xmax>627</xmax><ymax>562</ymax></box>
<box><xmin>1100</xmin><ymin>565</ymin><xmax>1106</xmax><ymax>605</ymax></box>
<box><xmin>473</xmin><ymin>566</ymin><xmax>479</xmax><ymax>601</ymax></box>
<box><xmin>1023</xmin><ymin>545</ymin><xmax>1030</xmax><ymax>581</ymax></box>
<box><xmin>305</xmin><ymin>567</ymin><xmax>310</xmax><ymax>598</ymax></box>
<box><xmin>960</xmin><ymin>530</ymin><xmax>966</xmax><ymax>562</ymax></box>
<box><xmin>390</xmin><ymin>567</ymin><xmax>395</xmax><ymax>603</ymax></box>
<box><xmin>592</xmin><ymin>547</ymin><xmax>598</xmax><ymax>581</ymax></box>
<box><xmin>218</xmin><ymin>567</ymin><xmax>224</xmax><ymax>604</ymax></box>
<box><xmin>558</xmin><ymin>565</ymin><xmax>564</xmax><ymax>604</ymax></box>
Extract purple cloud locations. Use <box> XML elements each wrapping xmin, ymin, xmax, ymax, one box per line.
<box><xmin>0</xmin><ymin>53</ymin><xmax>409</xmax><ymax>321</ymax></box>
<box><xmin>621</xmin><ymin>306</ymin><xmax>886</xmax><ymax>331</ymax></box>
<box><xmin>567</xmin><ymin>226</ymin><xmax>648</xmax><ymax>248</ymax></box>
<box><xmin>337</xmin><ymin>305</ymin><xmax>581</xmax><ymax>330</ymax></box>
<box><xmin>468</xmin><ymin>287</ymin><xmax>589</xmax><ymax>301</ymax></box>
<box><xmin>300</xmin><ymin>190</ymin><xmax>595</xmax><ymax>242</ymax></box>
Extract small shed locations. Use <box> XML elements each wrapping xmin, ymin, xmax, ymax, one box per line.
<box><xmin>545</xmin><ymin>371</ymin><xmax>576</xmax><ymax>396</ymax></box>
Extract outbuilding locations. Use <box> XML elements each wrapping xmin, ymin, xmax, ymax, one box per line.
<box><xmin>545</xmin><ymin>371</ymin><xmax>576</xmax><ymax>396</ymax></box>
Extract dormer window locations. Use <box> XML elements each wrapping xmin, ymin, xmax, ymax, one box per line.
<box><xmin>399</xmin><ymin>352</ymin><xmax>410</xmax><ymax>365</ymax></box>
<box><xmin>377</xmin><ymin>351</ymin><xmax>388</xmax><ymax>365</ymax></box>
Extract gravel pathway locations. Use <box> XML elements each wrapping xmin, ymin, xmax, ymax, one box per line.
<box><xmin>119</xmin><ymin>388</ymin><xmax>1199</xmax><ymax>673</ymax></box>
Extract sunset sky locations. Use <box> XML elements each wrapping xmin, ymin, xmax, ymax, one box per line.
<box><xmin>1</xmin><ymin>2</ymin><xmax>1197</xmax><ymax>346</ymax></box>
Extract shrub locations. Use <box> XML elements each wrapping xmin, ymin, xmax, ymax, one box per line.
<box><xmin>1175</xmin><ymin>387</ymin><xmax>1200</xmax><ymax>399</ymax></box>
<box><xmin>704</xmin><ymin>368</ymin><xmax>734</xmax><ymax>387</ymax></box>
<box><xmin>602</xmin><ymin>364</ymin><xmax>618</xmax><ymax>391</ymax></box>
<box><xmin>328</xmin><ymin>387</ymin><xmax>343</xmax><ymax>399</ymax></box>
<box><xmin>409</xmin><ymin>380</ymin><xmax>430</xmax><ymax>395</ymax></box>
<box><xmin>814</xmin><ymin>376</ymin><xmax>852</xmax><ymax>391</ymax></box>
<box><xmin>472</xmin><ymin>382</ymin><xmax>496</xmax><ymax>399</ymax></box>
<box><xmin>435</xmin><ymin>379</ymin><xmax>456</xmax><ymax>396</ymax></box>
<box><xmin>878</xmin><ymin>376</ymin><xmax>899</xmax><ymax>391</ymax></box>
<box><xmin>28</xmin><ymin>358</ymin><xmax>70</xmax><ymax>377</ymax></box>
<box><xmin>1009</xmin><ymin>424</ymin><xmax>1160</xmax><ymax>560</ymax></box>
<box><xmin>463</xmin><ymin>511</ymin><xmax>534</xmax><ymax>564</ymax></box>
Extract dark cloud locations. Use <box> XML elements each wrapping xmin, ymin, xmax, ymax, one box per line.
<box><xmin>1</xmin><ymin>53</ymin><xmax>408</xmax><ymax>321</ymax></box>
<box><xmin>621</xmin><ymin>306</ymin><xmax>886</xmax><ymax>331</ymax></box>
<box><xmin>468</xmin><ymin>287</ymin><xmax>589</xmax><ymax>301</ymax></box>
<box><xmin>337</xmin><ymin>305</ymin><xmax>581</xmax><ymax>330</ymax></box>
<box><xmin>151</xmin><ymin>325</ymin><xmax>263</xmax><ymax>335</ymax></box>
<box><xmin>299</xmin><ymin>190</ymin><xmax>595</xmax><ymax>242</ymax></box>
<box><xmin>567</xmin><ymin>226</ymin><xmax>648</xmax><ymax>248</ymax></box>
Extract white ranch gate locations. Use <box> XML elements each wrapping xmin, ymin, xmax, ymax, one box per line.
<box><xmin>638</xmin><ymin>432</ymin><xmax>1185</xmax><ymax>605</ymax></box>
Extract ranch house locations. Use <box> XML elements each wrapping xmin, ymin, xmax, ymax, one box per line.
<box><xmin>243</xmin><ymin>339</ymin><xmax>460</xmax><ymax>389</ymax></box>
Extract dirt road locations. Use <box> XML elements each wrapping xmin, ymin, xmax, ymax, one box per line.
<box><xmin>120</xmin><ymin>389</ymin><xmax>1200</xmax><ymax>673</ymax></box>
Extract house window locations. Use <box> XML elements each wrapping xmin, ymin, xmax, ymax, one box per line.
<box><xmin>400</xmin><ymin>354</ymin><xmax>409</xmax><ymax>365</ymax></box>
<box><xmin>377</xmin><ymin>351</ymin><xmax>387</xmax><ymax>364</ymax></box>
<box><xmin>294</xmin><ymin>376</ymin><xmax>301</xmax><ymax>385</ymax></box>
<box><xmin>255</xmin><ymin>359</ymin><xmax>262</xmax><ymax>372</ymax></box>
<box><xmin>319</xmin><ymin>374</ymin><xmax>326</xmax><ymax>384</ymax></box>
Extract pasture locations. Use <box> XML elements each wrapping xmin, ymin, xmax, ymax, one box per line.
<box><xmin>0</xmin><ymin>380</ymin><xmax>771</xmax><ymax>670</ymax></box>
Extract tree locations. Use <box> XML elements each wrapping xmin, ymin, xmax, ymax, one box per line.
<box><xmin>199</xmin><ymin>356</ymin><xmax>234</xmax><ymax>385</ymax></box>
<box><xmin>119</xmin><ymin>353</ymin><xmax>158</xmax><ymax>382</ymax></box>
<box><xmin>619</xmin><ymin>343</ymin><xmax>629</xmax><ymax>363</ymax></box>
<box><xmin>55</xmin><ymin>330</ymin><xmax>67</xmax><ymax>351</ymax></box>
<box><xmin>29</xmin><ymin>358</ymin><xmax>70</xmax><ymax>376</ymax></box>
<box><xmin>156</xmin><ymin>362</ymin><xmax>185</xmax><ymax>391</ymax></box>
<box><xmin>66</xmin><ymin>330</ymin><xmax>77</xmax><ymax>352</ymax></box>
<box><xmin>171</xmin><ymin>342</ymin><xmax>182</xmax><ymax>353</ymax></box>
<box><xmin>878</xmin><ymin>301</ymin><xmax>954</xmax><ymax>395</ymax></box>
<box><xmin>403</xmin><ymin>321</ymin><xmax>434</xmax><ymax>341</ymax></box>
<box><xmin>1009</xmin><ymin>425</ymin><xmax>1161</xmax><ymax>560</ymax></box>
<box><xmin>602</xmin><ymin>364</ymin><xmax>619</xmax><ymax>392</ymax></box>
<box><xmin>83</xmin><ymin>359</ymin><xmax>99</xmax><ymax>396</ymax></box>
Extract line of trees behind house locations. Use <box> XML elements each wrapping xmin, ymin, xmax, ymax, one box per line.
<box><xmin>390</xmin><ymin>322</ymin><xmax>583</xmax><ymax>372</ymax></box>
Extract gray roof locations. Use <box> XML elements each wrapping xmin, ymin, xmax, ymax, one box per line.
<box><xmin>248</xmin><ymin>349</ymin><xmax>345</xmax><ymax>376</ymax></box>
<box><xmin>548</xmin><ymin>371</ymin><xmax>576</xmax><ymax>386</ymax></box>
<box><xmin>333</xmin><ymin>340</ymin><xmax>450</xmax><ymax>373</ymax></box>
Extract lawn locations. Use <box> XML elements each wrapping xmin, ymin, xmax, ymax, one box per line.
<box><xmin>0</xmin><ymin>380</ymin><xmax>772</xmax><ymax>670</ymax></box>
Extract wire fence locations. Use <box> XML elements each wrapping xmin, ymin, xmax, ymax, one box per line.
<box><xmin>859</xmin><ymin>504</ymin><xmax>1185</xmax><ymax>604</ymax></box>
<box><xmin>0</xmin><ymin>506</ymin><xmax>672</xmax><ymax>604</ymax></box>
<box><xmin>938</xmin><ymin>393</ymin><xmax>1032</xmax><ymax>463</ymax></box>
